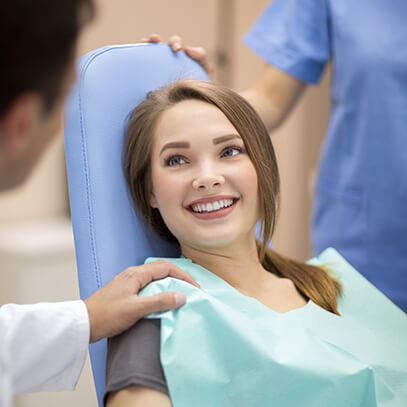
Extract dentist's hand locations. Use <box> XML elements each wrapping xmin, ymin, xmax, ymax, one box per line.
<box><xmin>141</xmin><ymin>33</ymin><xmax>213</xmax><ymax>75</ymax></box>
<box><xmin>84</xmin><ymin>260</ymin><xmax>199</xmax><ymax>343</ymax></box>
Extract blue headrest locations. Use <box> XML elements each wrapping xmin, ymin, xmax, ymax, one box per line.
<box><xmin>64</xmin><ymin>43</ymin><xmax>208</xmax><ymax>406</ymax></box>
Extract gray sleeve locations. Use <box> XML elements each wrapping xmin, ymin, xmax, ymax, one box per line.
<box><xmin>104</xmin><ymin>318</ymin><xmax>168</xmax><ymax>405</ymax></box>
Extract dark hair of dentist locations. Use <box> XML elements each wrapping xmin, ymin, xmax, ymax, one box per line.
<box><xmin>0</xmin><ymin>0</ymin><xmax>94</xmax><ymax>116</ymax></box>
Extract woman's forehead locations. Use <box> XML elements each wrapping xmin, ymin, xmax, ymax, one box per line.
<box><xmin>153</xmin><ymin>99</ymin><xmax>239</xmax><ymax>145</ymax></box>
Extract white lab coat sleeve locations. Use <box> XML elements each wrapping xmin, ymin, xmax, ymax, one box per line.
<box><xmin>0</xmin><ymin>300</ymin><xmax>89</xmax><ymax>396</ymax></box>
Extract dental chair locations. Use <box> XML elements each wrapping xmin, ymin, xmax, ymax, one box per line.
<box><xmin>64</xmin><ymin>43</ymin><xmax>208</xmax><ymax>406</ymax></box>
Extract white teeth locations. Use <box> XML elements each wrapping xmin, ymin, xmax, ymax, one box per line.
<box><xmin>191</xmin><ymin>199</ymin><xmax>234</xmax><ymax>213</ymax></box>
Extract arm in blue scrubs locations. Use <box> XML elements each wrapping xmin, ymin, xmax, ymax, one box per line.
<box><xmin>244</xmin><ymin>0</ymin><xmax>331</xmax><ymax>84</ymax></box>
<box><xmin>244</xmin><ymin>0</ymin><xmax>407</xmax><ymax>312</ymax></box>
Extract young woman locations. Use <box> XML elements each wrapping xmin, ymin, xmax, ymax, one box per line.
<box><xmin>103</xmin><ymin>80</ymin><xmax>404</xmax><ymax>406</ymax></box>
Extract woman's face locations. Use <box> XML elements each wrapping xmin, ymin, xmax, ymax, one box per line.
<box><xmin>149</xmin><ymin>99</ymin><xmax>259</xmax><ymax>252</ymax></box>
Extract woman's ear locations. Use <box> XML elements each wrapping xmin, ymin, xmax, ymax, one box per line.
<box><xmin>149</xmin><ymin>191</ymin><xmax>158</xmax><ymax>208</ymax></box>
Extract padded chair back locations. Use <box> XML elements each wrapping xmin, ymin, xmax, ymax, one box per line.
<box><xmin>64</xmin><ymin>43</ymin><xmax>208</xmax><ymax>406</ymax></box>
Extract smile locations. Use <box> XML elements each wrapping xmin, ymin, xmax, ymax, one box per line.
<box><xmin>186</xmin><ymin>197</ymin><xmax>239</xmax><ymax>220</ymax></box>
<box><xmin>191</xmin><ymin>199</ymin><xmax>234</xmax><ymax>213</ymax></box>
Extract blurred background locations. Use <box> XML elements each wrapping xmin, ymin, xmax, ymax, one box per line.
<box><xmin>0</xmin><ymin>0</ymin><xmax>330</xmax><ymax>405</ymax></box>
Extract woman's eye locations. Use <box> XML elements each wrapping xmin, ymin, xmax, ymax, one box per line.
<box><xmin>221</xmin><ymin>146</ymin><xmax>243</xmax><ymax>158</ymax></box>
<box><xmin>165</xmin><ymin>155</ymin><xmax>187</xmax><ymax>167</ymax></box>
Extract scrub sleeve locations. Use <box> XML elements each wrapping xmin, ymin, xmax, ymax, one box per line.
<box><xmin>104</xmin><ymin>319</ymin><xmax>168</xmax><ymax>405</ymax></box>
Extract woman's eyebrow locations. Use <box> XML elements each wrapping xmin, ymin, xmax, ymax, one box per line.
<box><xmin>159</xmin><ymin>141</ymin><xmax>190</xmax><ymax>156</ymax></box>
<box><xmin>213</xmin><ymin>134</ymin><xmax>241</xmax><ymax>145</ymax></box>
<box><xmin>159</xmin><ymin>134</ymin><xmax>241</xmax><ymax>156</ymax></box>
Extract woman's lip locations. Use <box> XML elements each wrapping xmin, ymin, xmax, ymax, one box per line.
<box><xmin>186</xmin><ymin>195</ymin><xmax>238</xmax><ymax>207</ymax></box>
<box><xmin>186</xmin><ymin>198</ymin><xmax>239</xmax><ymax>220</ymax></box>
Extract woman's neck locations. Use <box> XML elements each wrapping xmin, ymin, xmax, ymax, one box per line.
<box><xmin>180</xmin><ymin>239</ymin><xmax>278</xmax><ymax>296</ymax></box>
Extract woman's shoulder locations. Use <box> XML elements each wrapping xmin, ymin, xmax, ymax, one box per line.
<box><xmin>143</xmin><ymin>257</ymin><xmax>220</xmax><ymax>290</ymax></box>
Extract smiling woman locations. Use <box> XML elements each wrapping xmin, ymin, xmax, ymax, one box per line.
<box><xmin>123</xmin><ymin>79</ymin><xmax>341</xmax><ymax>311</ymax></box>
<box><xmin>102</xmin><ymin>80</ymin><xmax>347</xmax><ymax>406</ymax></box>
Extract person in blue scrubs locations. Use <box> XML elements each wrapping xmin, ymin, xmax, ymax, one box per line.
<box><xmin>148</xmin><ymin>0</ymin><xmax>407</xmax><ymax>312</ymax></box>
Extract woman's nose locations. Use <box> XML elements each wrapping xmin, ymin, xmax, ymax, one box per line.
<box><xmin>192</xmin><ymin>174</ymin><xmax>225</xmax><ymax>191</ymax></box>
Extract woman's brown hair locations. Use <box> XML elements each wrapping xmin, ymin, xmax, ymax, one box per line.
<box><xmin>124</xmin><ymin>79</ymin><xmax>342</xmax><ymax>314</ymax></box>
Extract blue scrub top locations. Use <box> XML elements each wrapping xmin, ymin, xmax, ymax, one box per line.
<box><xmin>244</xmin><ymin>0</ymin><xmax>407</xmax><ymax>311</ymax></box>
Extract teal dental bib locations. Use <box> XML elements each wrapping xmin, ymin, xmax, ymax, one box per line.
<box><xmin>141</xmin><ymin>248</ymin><xmax>407</xmax><ymax>406</ymax></box>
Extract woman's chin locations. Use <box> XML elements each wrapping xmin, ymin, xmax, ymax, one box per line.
<box><xmin>180</xmin><ymin>234</ymin><xmax>243</xmax><ymax>253</ymax></box>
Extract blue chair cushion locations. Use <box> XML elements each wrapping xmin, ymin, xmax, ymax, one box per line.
<box><xmin>64</xmin><ymin>43</ymin><xmax>208</xmax><ymax>406</ymax></box>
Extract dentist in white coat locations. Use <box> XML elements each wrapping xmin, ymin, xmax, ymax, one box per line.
<box><xmin>0</xmin><ymin>1</ymin><xmax>198</xmax><ymax>406</ymax></box>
